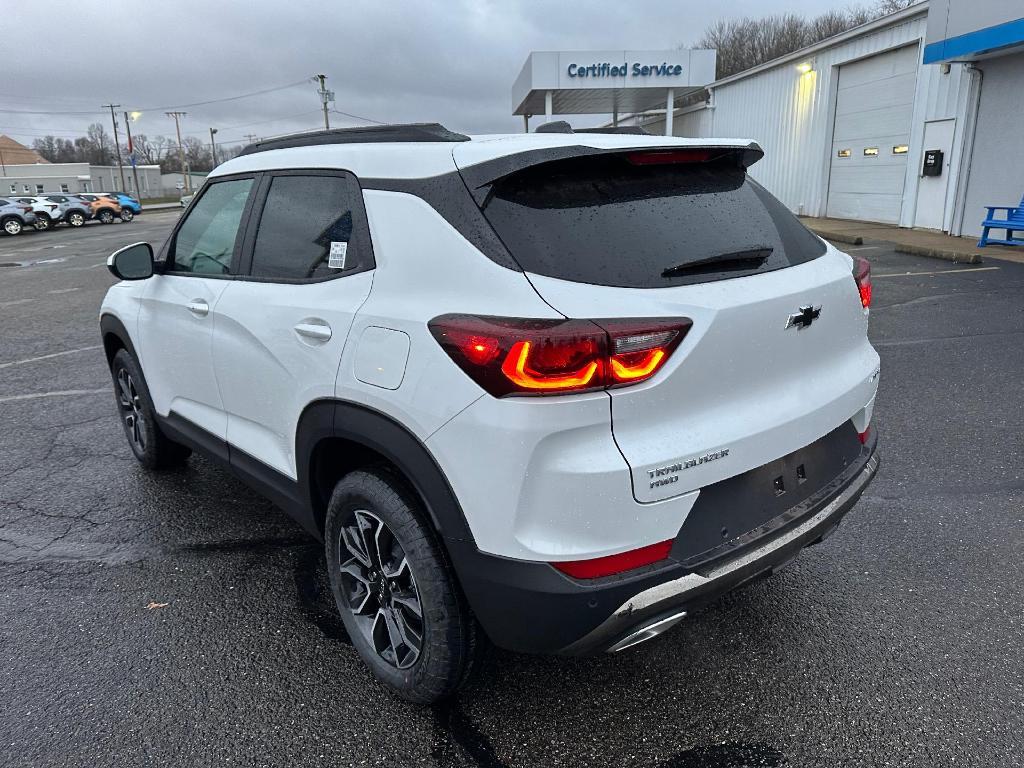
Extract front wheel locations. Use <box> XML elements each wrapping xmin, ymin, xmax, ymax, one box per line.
<box><xmin>120</xmin><ymin>209</ymin><xmax>134</xmax><ymax>222</ymax></box>
<box><xmin>325</xmin><ymin>469</ymin><xmax>483</xmax><ymax>703</ymax></box>
<box><xmin>109</xmin><ymin>349</ymin><xmax>191</xmax><ymax>469</ymax></box>
<box><xmin>3</xmin><ymin>217</ymin><xmax>23</xmax><ymax>235</ymax></box>
<box><xmin>66</xmin><ymin>211</ymin><xmax>86</xmax><ymax>227</ymax></box>
<box><xmin>97</xmin><ymin>209</ymin><xmax>115</xmax><ymax>224</ymax></box>
<box><xmin>32</xmin><ymin>214</ymin><xmax>52</xmax><ymax>232</ymax></box>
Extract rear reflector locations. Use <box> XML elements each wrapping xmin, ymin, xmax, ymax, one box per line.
<box><xmin>551</xmin><ymin>540</ymin><xmax>674</xmax><ymax>579</ymax></box>
<box><xmin>858</xmin><ymin>427</ymin><xmax>871</xmax><ymax>445</ymax></box>
<box><xmin>429</xmin><ymin>315</ymin><xmax>691</xmax><ymax>397</ymax></box>
<box><xmin>853</xmin><ymin>256</ymin><xmax>872</xmax><ymax>309</ymax></box>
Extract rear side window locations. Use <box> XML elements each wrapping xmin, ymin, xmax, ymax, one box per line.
<box><xmin>479</xmin><ymin>153</ymin><xmax>826</xmax><ymax>288</ymax></box>
<box><xmin>248</xmin><ymin>173</ymin><xmax>373</xmax><ymax>281</ymax></box>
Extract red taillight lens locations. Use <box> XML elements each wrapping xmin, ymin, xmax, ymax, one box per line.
<box><xmin>429</xmin><ymin>315</ymin><xmax>691</xmax><ymax>397</ymax></box>
<box><xmin>552</xmin><ymin>539</ymin><xmax>674</xmax><ymax>579</ymax></box>
<box><xmin>858</xmin><ymin>426</ymin><xmax>871</xmax><ymax>445</ymax></box>
<box><xmin>22</xmin><ymin>206</ymin><xmax>32</xmax><ymax>214</ymax></box>
<box><xmin>853</xmin><ymin>256</ymin><xmax>872</xmax><ymax>309</ymax></box>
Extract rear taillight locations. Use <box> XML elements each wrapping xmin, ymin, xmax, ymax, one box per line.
<box><xmin>552</xmin><ymin>539</ymin><xmax>674</xmax><ymax>579</ymax></box>
<box><xmin>858</xmin><ymin>426</ymin><xmax>871</xmax><ymax>445</ymax></box>
<box><xmin>47</xmin><ymin>204</ymin><xmax>58</xmax><ymax>211</ymax></box>
<box><xmin>853</xmin><ymin>256</ymin><xmax>872</xmax><ymax>309</ymax></box>
<box><xmin>21</xmin><ymin>206</ymin><xmax>32</xmax><ymax>214</ymax></box>
<box><xmin>428</xmin><ymin>315</ymin><xmax>691</xmax><ymax>397</ymax></box>
<box><xmin>627</xmin><ymin>149</ymin><xmax>714</xmax><ymax>165</ymax></box>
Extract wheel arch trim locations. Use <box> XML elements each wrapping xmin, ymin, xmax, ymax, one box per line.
<box><xmin>297</xmin><ymin>398</ymin><xmax>476</xmax><ymax>545</ymax></box>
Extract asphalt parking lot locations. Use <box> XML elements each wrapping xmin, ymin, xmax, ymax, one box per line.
<box><xmin>1</xmin><ymin>214</ymin><xmax>1022</xmax><ymax>768</ymax></box>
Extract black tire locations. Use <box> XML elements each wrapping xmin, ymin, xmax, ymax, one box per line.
<box><xmin>2</xmin><ymin>217</ymin><xmax>23</xmax><ymax>236</ymax></box>
<box><xmin>97</xmin><ymin>209</ymin><xmax>115</xmax><ymax>224</ymax></box>
<box><xmin>325</xmin><ymin>468</ymin><xmax>483</xmax><ymax>703</ymax></box>
<box><xmin>32</xmin><ymin>213</ymin><xmax>52</xmax><ymax>232</ymax></box>
<box><xmin>109</xmin><ymin>348</ymin><xmax>192</xmax><ymax>469</ymax></box>
<box><xmin>66</xmin><ymin>210</ymin><xmax>86</xmax><ymax>227</ymax></box>
<box><xmin>120</xmin><ymin>209</ymin><xmax>134</xmax><ymax>222</ymax></box>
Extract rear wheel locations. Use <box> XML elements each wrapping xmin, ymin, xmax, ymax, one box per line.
<box><xmin>110</xmin><ymin>349</ymin><xmax>191</xmax><ymax>469</ymax></box>
<box><xmin>66</xmin><ymin>211</ymin><xmax>86</xmax><ymax>227</ymax></box>
<box><xmin>97</xmin><ymin>209</ymin><xmax>115</xmax><ymax>224</ymax></box>
<box><xmin>2</xmin><ymin>217</ymin><xmax>23</xmax><ymax>236</ymax></box>
<box><xmin>32</xmin><ymin>213</ymin><xmax>52</xmax><ymax>232</ymax></box>
<box><xmin>120</xmin><ymin>208</ymin><xmax>134</xmax><ymax>222</ymax></box>
<box><xmin>325</xmin><ymin>468</ymin><xmax>483</xmax><ymax>703</ymax></box>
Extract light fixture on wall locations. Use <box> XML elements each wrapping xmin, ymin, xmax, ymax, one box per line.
<box><xmin>796</xmin><ymin>61</ymin><xmax>814</xmax><ymax>74</ymax></box>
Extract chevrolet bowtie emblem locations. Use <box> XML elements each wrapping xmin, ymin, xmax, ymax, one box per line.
<box><xmin>786</xmin><ymin>305</ymin><xmax>821</xmax><ymax>330</ymax></box>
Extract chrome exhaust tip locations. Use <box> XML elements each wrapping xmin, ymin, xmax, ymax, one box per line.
<box><xmin>606</xmin><ymin>609</ymin><xmax>688</xmax><ymax>653</ymax></box>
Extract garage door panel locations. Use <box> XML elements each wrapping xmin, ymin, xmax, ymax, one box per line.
<box><xmin>828</xmin><ymin>164</ymin><xmax>908</xmax><ymax>194</ymax></box>
<box><xmin>833</xmin><ymin>45</ymin><xmax>919</xmax><ymax>88</ymax></box>
<box><xmin>826</xmin><ymin>192</ymin><xmax>903</xmax><ymax>223</ymax></box>
<box><xmin>826</xmin><ymin>44</ymin><xmax>917</xmax><ymax>225</ymax></box>
<box><xmin>832</xmin><ymin>109</ymin><xmax>915</xmax><ymax>141</ymax></box>
<box><xmin>834</xmin><ymin>73</ymin><xmax>918</xmax><ymax>115</ymax></box>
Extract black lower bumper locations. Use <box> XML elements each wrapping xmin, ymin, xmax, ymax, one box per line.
<box><xmin>446</xmin><ymin>431</ymin><xmax>879</xmax><ymax>656</ymax></box>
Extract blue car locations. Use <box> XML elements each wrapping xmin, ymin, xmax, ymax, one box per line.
<box><xmin>99</xmin><ymin>192</ymin><xmax>142</xmax><ymax>220</ymax></box>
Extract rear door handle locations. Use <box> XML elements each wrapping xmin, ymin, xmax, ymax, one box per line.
<box><xmin>187</xmin><ymin>299</ymin><xmax>209</xmax><ymax>317</ymax></box>
<box><xmin>294</xmin><ymin>320</ymin><xmax>332</xmax><ymax>342</ymax></box>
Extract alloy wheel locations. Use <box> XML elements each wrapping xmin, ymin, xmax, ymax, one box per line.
<box><xmin>121</xmin><ymin>209</ymin><xmax>134</xmax><ymax>222</ymax></box>
<box><xmin>32</xmin><ymin>216</ymin><xmax>50</xmax><ymax>231</ymax></box>
<box><xmin>116</xmin><ymin>368</ymin><xmax>146</xmax><ymax>453</ymax></box>
<box><xmin>68</xmin><ymin>213</ymin><xmax>84</xmax><ymax>227</ymax></box>
<box><xmin>4</xmin><ymin>219</ymin><xmax>21</xmax><ymax>235</ymax></box>
<box><xmin>338</xmin><ymin>509</ymin><xmax>424</xmax><ymax>669</ymax></box>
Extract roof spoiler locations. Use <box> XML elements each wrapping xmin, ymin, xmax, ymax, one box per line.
<box><xmin>459</xmin><ymin>142</ymin><xmax>765</xmax><ymax>205</ymax></box>
<box><xmin>238</xmin><ymin>123</ymin><xmax>471</xmax><ymax>156</ymax></box>
<box><xmin>534</xmin><ymin>121</ymin><xmax>651</xmax><ymax>136</ymax></box>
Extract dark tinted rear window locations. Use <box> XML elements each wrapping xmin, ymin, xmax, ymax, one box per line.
<box><xmin>480</xmin><ymin>154</ymin><xmax>826</xmax><ymax>288</ymax></box>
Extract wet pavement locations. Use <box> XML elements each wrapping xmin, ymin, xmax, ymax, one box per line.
<box><xmin>1</xmin><ymin>218</ymin><xmax>1022</xmax><ymax>767</ymax></box>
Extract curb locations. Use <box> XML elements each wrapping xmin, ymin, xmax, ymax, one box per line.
<box><xmin>815</xmin><ymin>231</ymin><xmax>863</xmax><ymax>246</ymax></box>
<box><xmin>892</xmin><ymin>243</ymin><xmax>982</xmax><ymax>264</ymax></box>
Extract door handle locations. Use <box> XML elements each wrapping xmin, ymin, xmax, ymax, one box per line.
<box><xmin>187</xmin><ymin>299</ymin><xmax>209</xmax><ymax>317</ymax></box>
<box><xmin>294</xmin><ymin>320</ymin><xmax>332</xmax><ymax>342</ymax></box>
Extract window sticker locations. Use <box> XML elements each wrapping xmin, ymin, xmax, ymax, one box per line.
<box><xmin>328</xmin><ymin>241</ymin><xmax>348</xmax><ymax>269</ymax></box>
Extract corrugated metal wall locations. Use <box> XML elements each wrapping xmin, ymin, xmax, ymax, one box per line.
<box><xmin>639</xmin><ymin>8</ymin><xmax>976</xmax><ymax>228</ymax></box>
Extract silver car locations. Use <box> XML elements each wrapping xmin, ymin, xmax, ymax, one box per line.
<box><xmin>43</xmin><ymin>195</ymin><xmax>93</xmax><ymax>228</ymax></box>
<box><xmin>0</xmin><ymin>198</ymin><xmax>37</xmax><ymax>235</ymax></box>
<box><xmin>13</xmin><ymin>197</ymin><xmax>65</xmax><ymax>231</ymax></box>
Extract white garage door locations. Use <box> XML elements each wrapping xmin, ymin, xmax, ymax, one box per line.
<box><xmin>826</xmin><ymin>44</ymin><xmax>919</xmax><ymax>224</ymax></box>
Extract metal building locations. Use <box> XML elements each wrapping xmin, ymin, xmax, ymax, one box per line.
<box><xmin>629</xmin><ymin>1</ymin><xmax>1022</xmax><ymax>237</ymax></box>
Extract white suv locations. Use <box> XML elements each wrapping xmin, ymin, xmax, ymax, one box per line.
<box><xmin>100</xmin><ymin>123</ymin><xmax>880</xmax><ymax>702</ymax></box>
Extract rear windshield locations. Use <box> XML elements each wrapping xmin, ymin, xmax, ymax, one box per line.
<box><xmin>480</xmin><ymin>153</ymin><xmax>826</xmax><ymax>288</ymax></box>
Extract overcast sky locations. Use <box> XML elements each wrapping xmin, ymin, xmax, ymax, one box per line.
<box><xmin>1</xmin><ymin>0</ymin><xmax>848</xmax><ymax>148</ymax></box>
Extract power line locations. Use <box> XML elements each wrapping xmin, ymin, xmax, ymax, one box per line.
<box><xmin>331</xmin><ymin>108</ymin><xmax>384</xmax><ymax>125</ymax></box>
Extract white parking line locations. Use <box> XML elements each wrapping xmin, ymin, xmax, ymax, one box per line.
<box><xmin>0</xmin><ymin>388</ymin><xmax>107</xmax><ymax>404</ymax></box>
<box><xmin>0</xmin><ymin>298</ymin><xmax>33</xmax><ymax>309</ymax></box>
<box><xmin>0</xmin><ymin>345</ymin><xmax>102</xmax><ymax>370</ymax></box>
<box><xmin>47</xmin><ymin>288</ymin><xmax>80</xmax><ymax>294</ymax></box>
<box><xmin>874</xmin><ymin>266</ymin><xmax>1001</xmax><ymax>278</ymax></box>
<box><xmin>847</xmin><ymin>246</ymin><xmax>882</xmax><ymax>251</ymax></box>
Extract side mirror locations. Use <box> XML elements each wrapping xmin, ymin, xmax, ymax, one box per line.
<box><xmin>107</xmin><ymin>242</ymin><xmax>154</xmax><ymax>280</ymax></box>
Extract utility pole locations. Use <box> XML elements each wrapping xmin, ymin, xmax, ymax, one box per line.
<box><xmin>104</xmin><ymin>103</ymin><xmax>128</xmax><ymax>192</ymax></box>
<box><xmin>209</xmin><ymin>127</ymin><xmax>218</xmax><ymax>167</ymax></box>
<box><xmin>244</xmin><ymin>134</ymin><xmax>258</xmax><ymax>145</ymax></box>
<box><xmin>123</xmin><ymin>111</ymin><xmax>143</xmax><ymax>199</ymax></box>
<box><xmin>166</xmin><ymin>111</ymin><xmax>189</xmax><ymax>193</ymax></box>
<box><xmin>316</xmin><ymin>74</ymin><xmax>333</xmax><ymax>130</ymax></box>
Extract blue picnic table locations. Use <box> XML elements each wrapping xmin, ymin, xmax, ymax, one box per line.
<box><xmin>978</xmin><ymin>193</ymin><xmax>1024</xmax><ymax>247</ymax></box>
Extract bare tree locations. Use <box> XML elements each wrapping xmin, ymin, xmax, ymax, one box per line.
<box><xmin>691</xmin><ymin>0</ymin><xmax>925</xmax><ymax>79</ymax></box>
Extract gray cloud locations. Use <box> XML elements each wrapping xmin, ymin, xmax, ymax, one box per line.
<box><xmin>1</xmin><ymin>0</ymin><xmax>847</xmax><ymax>148</ymax></box>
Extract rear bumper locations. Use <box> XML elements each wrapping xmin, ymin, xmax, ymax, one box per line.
<box><xmin>447</xmin><ymin>434</ymin><xmax>879</xmax><ymax>655</ymax></box>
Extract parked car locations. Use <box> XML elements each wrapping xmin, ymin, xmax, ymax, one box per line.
<box><xmin>12</xmin><ymin>196</ymin><xmax>64</xmax><ymax>231</ymax></box>
<box><xmin>0</xmin><ymin>198</ymin><xmax>36</xmax><ymax>235</ymax></box>
<box><xmin>98</xmin><ymin>192</ymin><xmax>141</xmax><ymax>220</ymax></box>
<box><xmin>179</xmin><ymin>191</ymin><xmax>196</xmax><ymax>208</ymax></box>
<box><xmin>99</xmin><ymin>123</ymin><xmax>880</xmax><ymax>703</ymax></box>
<box><xmin>75</xmin><ymin>193</ymin><xmax>122</xmax><ymax>224</ymax></box>
<box><xmin>43</xmin><ymin>195</ymin><xmax>93</xmax><ymax>228</ymax></box>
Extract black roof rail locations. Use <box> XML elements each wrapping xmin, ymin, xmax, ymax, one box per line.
<box><xmin>575</xmin><ymin>126</ymin><xmax>651</xmax><ymax>135</ymax></box>
<box><xmin>237</xmin><ymin>123</ymin><xmax>471</xmax><ymax>156</ymax></box>
<box><xmin>533</xmin><ymin>120</ymin><xmax>574</xmax><ymax>134</ymax></box>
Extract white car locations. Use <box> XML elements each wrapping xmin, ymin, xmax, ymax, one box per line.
<box><xmin>99</xmin><ymin>123</ymin><xmax>880</xmax><ymax>703</ymax></box>
<box><xmin>12</xmin><ymin>196</ymin><xmax>64</xmax><ymax>231</ymax></box>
